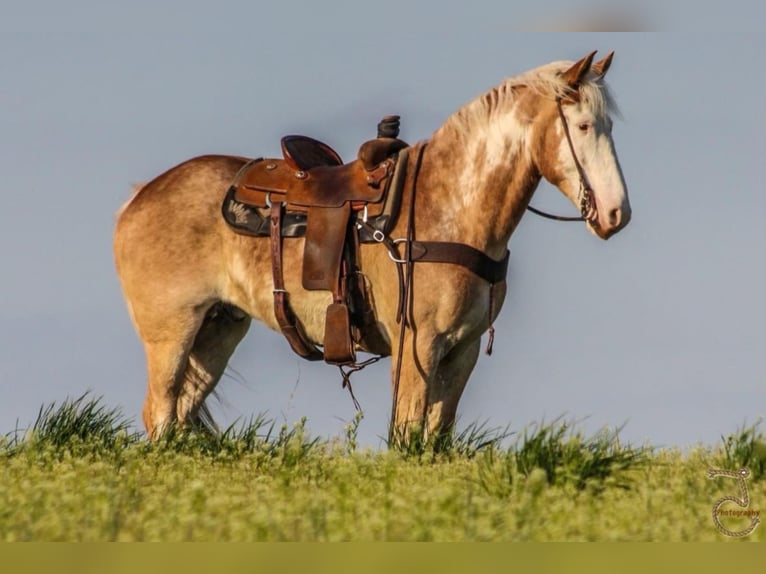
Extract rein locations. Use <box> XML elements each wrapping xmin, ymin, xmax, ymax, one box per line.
<box><xmin>526</xmin><ymin>204</ymin><xmax>584</xmax><ymax>222</ymax></box>
<box><xmin>526</xmin><ymin>97</ymin><xmax>595</xmax><ymax>223</ymax></box>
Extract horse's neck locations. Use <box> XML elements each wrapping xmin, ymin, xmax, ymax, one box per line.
<box><xmin>413</xmin><ymin>105</ymin><xmax>541</xmax><ymax>260</ymax></box>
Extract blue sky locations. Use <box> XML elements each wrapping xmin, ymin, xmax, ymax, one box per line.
<box><xmin>1</xmin><ymin>2</ymin><xmax>763</xmax><ymax>447</ymax></box>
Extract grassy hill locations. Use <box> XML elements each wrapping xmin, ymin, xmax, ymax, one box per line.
<box><xmin>1</xmin><ymin>395</ymin><xmax>763</xmax><ymax>541</ymax></box>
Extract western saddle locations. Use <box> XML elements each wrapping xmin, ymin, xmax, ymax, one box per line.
<box><xmin>222</xmin><ymin>116</ymin><xmax>510</xmax><ymax>370</ymax></box>
<box><xmin>222</xmin><ymin>116</ymin><xmax>409</xmax><ymax>366</ymax></box>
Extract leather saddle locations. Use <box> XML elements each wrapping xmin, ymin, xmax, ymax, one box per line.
<box><xmin>222</xmin><ymin>116</ymin><xmax>409</xmax><ymax>365</ymax></box>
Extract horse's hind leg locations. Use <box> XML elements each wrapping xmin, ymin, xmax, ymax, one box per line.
<box><xmin>141</xmin><ymin>316</ymin><xmax>203</xmax><ymax>438</ymax></box>
<box><xmin>176</xmin><ymin>303</ymin><xmax>251</xmax><ymax>428</ymax></box>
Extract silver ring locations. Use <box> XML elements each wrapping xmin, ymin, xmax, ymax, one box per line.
<box><xmin>387</xmin><ymin>238</ymin><xmax>408</xmax><ymax>264</ymax></box>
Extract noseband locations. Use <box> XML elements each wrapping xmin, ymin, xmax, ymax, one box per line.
<box><xmin>526</xmin><ymin>97</ymin><xmax>596</xmax><ymax>223</ymax></box>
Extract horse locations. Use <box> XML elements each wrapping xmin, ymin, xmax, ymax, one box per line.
<box><xmin>114</xmin><ymin>51</ymin><xmax>631</xmax><ymax>441</ymax></box>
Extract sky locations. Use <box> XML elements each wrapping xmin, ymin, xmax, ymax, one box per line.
<box><xmin>1</xmin><ymin>2</ymin><xmax>764</xmax><ymax>449</ymax></box>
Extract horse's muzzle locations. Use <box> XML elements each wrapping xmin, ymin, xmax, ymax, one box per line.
<box><xmin>591</xmin><ymin>204</ymin><xmax>631</xmax><ymax>239</ymax></box>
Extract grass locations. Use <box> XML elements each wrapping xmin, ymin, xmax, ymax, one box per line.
<box><xmin>0</xmin><ymin>396</ymin><xmax>763</xmax><ymax>541</ymax></box>
<box><xmin>478</xmin><ymin>418</ymin><xmax>650</xmax><ymax>496</ymax></box>
<box><xmin>386</xmin><ymin>419</ymin><xmax>512</xmax><ymax>460</ymax></box>
<box><xmin>715</xmin><ymin>419</ymin><xmax>766</xmax><ymax>480</ymax></box>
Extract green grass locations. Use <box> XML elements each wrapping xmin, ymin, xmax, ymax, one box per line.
<box><xmin>0</xmin><ymin>396</ymin><xmax>763</xmax><ymax>541</ymax></box>
<box><xmin>716</xmin><ymin>419</ymin><xmax>766</xmax><ymax>480</ymax></box>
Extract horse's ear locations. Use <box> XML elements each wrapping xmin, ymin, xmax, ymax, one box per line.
<box><xmin>562</xmin><ymin>51</ymin><xmax>597</xmax><ymax>88</ymax></box>
<box><xmin>592</xmin><ymin>51</ymin><xmax>615</xmax><ymax>78</ymax></box>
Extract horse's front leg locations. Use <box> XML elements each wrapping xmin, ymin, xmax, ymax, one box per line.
<box><xmin>426</xmin><ymin>337</ymin><xmax>481</xmax><ymax>433</ymax></box>
<box><xmin>391</xmin><ymin>330</ymin><xmax>481</xmax><ymax>443</ymax></box>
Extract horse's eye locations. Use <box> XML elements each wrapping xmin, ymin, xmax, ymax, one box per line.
<box><xmin>578</xmin><ymin>122</ymin><xmax>590</xmax><ymax>133</ymax></box>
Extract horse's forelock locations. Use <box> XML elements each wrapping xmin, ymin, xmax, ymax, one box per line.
<box><xmin>512</xmin><ymin>60</ymin><xmax>619</xmax><ymax>118</ymax></box>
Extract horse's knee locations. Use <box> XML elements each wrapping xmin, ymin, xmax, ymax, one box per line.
<box><xmin>430</xmin><ymin>340</ymin><xmax>480</xmax><ymax>412</ymax></box>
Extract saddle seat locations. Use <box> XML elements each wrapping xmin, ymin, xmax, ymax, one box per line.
<box><xmin>222</xmin><ymin>117</ymin><xmax>409</xmax><ymax>365</ymax></box>
<box><xmin>235</xmin><ymin>134</ymin><xmax>408</xmax><ymax>209</ymax></box>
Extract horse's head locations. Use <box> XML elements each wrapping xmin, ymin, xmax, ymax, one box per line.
<box><xmin>535</xmin><ymin>51</ymin><xmax>631</xmax><ymax>239</ymax></box>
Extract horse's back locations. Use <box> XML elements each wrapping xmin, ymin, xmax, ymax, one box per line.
<box><xmin>117</xmin><ymin>155</ymin><xmax>248</xmax><ymax>222</ymax></box>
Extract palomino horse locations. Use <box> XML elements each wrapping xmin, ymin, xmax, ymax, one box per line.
<box><xmin>114</xmin><ymin>51</ymin><xmax>631</xmax><ymax>439</ymax></box>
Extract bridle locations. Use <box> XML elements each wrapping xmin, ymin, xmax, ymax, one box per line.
<box><xmin>526</xmin><ymin>96</ymin><xmax>596</xmax><ymax>223</ymax></box>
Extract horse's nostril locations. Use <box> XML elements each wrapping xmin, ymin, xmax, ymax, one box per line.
<box><xmin>608</xmin><ymin>208</ymin><xmax>621</xmax><ymax>227</ymax></box>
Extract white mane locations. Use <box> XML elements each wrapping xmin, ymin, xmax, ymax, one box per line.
<box><xmin>442</xmin><ymin>60</ymin><xmax>619</xmax><ymax>135</ymax></box>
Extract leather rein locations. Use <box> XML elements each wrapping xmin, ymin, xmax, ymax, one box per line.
<box><xmin>526</xmin><ymin>97</ymin><xmax>596</xmax><ymax>223</ymax></box>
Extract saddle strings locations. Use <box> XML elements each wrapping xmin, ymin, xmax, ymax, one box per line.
<box><xmin>338</xmin><ymin>356</ymin><xmax>383</xmax><ymax>413</ymax></box>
